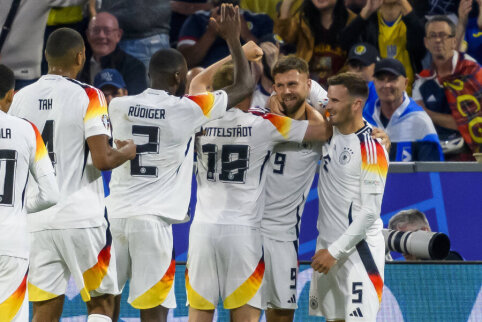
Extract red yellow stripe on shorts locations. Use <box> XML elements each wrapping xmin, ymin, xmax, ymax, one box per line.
<box><xmin>131</xmin><ymin>259</ymin><xmax>176</xmax><ymax>309</ymax></box>
<box><xmin>356</xmin><ymin>240</ymin><xmax>383</xmax><ymax>303</ymax></box>
<box><xmin>0</xmin><ymin>270</ymin><xmax>27</xmax><ymax>320</ymax></box>
<box><xmin>262</xmin><ymin>113</ymin><xmax>292</xmax><ymax>139</ymax></box>
<box><xmin>187</xmin><ymin>93</ymin><xmax>215</xmax><ymax>117</ymax></box>
<box><xmin>80</xmin><ymin>226</ymin><xmax>112</xmax><ymax>302</ymax></box>
<box><xmin>223</xmin><ymin>255</ymin><xmax>265</xmax><ymax>309</ymax></box>
<box><xmin>27</xmin><ymin>121</ymin><xmax>48</xmax><ymax>162</ymax></box>
<box><xmin>84</xmin><ymin>87</ymin><xmax>108</xmax><ymax>123</ymax></box>
<box><xmin>185</xmin><ymin>268</ymin><xmax>216</xmax><ymax>310</ymax></box>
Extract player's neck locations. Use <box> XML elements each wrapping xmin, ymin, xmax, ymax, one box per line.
<box><xmin>48</xmin><ymin>66</ymin><xmax>78</xmax><ymax>79</ymax></box>
<box><xmin>336</xmin><ymin>117</ymin><xmax>365</xmax><ymax>135</ymax></box>
<box><xmin>286</xmin><ymin>103</ymin><xmax>308</xmax><ymax>120</ymax></box>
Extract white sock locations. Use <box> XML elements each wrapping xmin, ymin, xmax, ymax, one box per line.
<box><xmin>87</xmin><ymin>314</ymin><xmax>112</xmax><ymax>322</ymax></box>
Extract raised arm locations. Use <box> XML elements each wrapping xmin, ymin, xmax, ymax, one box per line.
<box><xmin>212</xmin><ymin>4</ymin><xmax>255</xmax><ymax>107</ymax></box>
<box><xmin>87</xmin><ymin>135</ymin><xmax>136</xmax><ymax>171</ymax></box>
<box><xmin>189</xmin><ymin>41</ymin><xmax>263</xmax><ymax>95</ymax></box>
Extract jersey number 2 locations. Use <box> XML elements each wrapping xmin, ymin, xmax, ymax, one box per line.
<box><xmin>202</xmin><ymin>144</ymin><xmax>250</xmax><ymax>183</ymax></box>
<box><xmin>0</xmin><ymin>150</ymin><xmax>17</xmax><ymax>206</ymax></box>
<box><xmin>130</xmin><ymin>125</ymin><xmax>160</xmax><ymax>177</ymax></box>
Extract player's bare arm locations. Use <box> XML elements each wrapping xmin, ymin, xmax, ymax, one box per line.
<box><xmin>189</xmin><ymin>41</ymin><xmax>263</xmax><ymax>95</ymax></box>
<box><xmin>211</xmin><ymin>4</ymin><xmax>255</xmax><ymax>107</ymax></box>
<box><xmin>87</xmin><ymin>135</ymin><xmax>136</xmax><ymax>170</ymax></box>
<box><xmin>303</xmin><ymin>105</ymin><xmax>332</xmax><ymax>142</ymax></box>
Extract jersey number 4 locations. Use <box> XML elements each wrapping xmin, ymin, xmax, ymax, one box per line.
<box><xmin>41</xmin><ymin>120</ymin><xmax>57</xmax><ymax>169</ymax></box>
<box><xmin>0</xmin><ymin>150</ymin><xmax>17</xmax><ymax>206</ymax></box>
<box><xmin>202</xmin><ymin>144</ymin><xmax>250</xmax><ymax>183</ymax></box>
<box><xmin>131</xmin><ymin>125</ymin><xmax>160</xmax><ymax>177</ymax></box>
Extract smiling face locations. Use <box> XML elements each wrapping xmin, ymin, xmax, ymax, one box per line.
<box><xmin>326</xmin><ymin>84</ymin><xmax>355</xmax><ymax>127</ymax></box>
<box><xmin>273</xmin><ymin>69</ymin><xmax>310</xmax><ymax>116</ymax></box>
<box><xmin>86</xmin><ymin>12</ymin><xmax>122</xmax><ymax>58</ymax></box>
<box><xmin>373</xmin><ymin>72</ymin><xmax>406</xmax><ymax>105</ymax></box>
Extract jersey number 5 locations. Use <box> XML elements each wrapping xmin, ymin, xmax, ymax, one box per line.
<box><xmin>0</xmin><ymin>150</ymin><xmax>17</xmax><ymax>206</ymax></box>
<box><xmin>201</xmin><ymin>144</ymin><xmax>250</xmax><ymax>183</ymax></box>
<box><xmin>130</xmin><ymin>125</ymin><xmax>160</xmax><ymax>177</ymax></box>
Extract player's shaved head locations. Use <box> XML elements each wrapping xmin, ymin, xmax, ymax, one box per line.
<box><xmin>149</xmin><ymin>48</ymin><xmax>188</xmax><ymax>95</ymax></box>
<box><xmin>0</xmin><ymin>65</ymin><xmax>15</xmax><ymax>99</ymax></box>
<box><xmin>45</xmin><ymin>28</ymin><xmax>85</xmax><ymax>66</ymax></box>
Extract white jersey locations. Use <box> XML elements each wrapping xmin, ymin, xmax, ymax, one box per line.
<box><xmin>261</xmin><ymin>80</ymin><xmax>327</xmax><ymax>241</ymax></box>
<box><xmin>9</xmin><ymin>75</ymin><xmax>111</xmax><ymax>231</ymax></box>
<box><xmin>194</xmin><ymin>108</ymin><xmax>308</xmax><ymax>227</ymax></box>
<box><xmin>0</xmin><ymin>112</ymin><xmax>54</xmax><ymax>258</ymax></box>
<box><xmin>106</xmin><ymin>89</ymin><xmax>227</xmax><ymax>221</ymax></box>
<box><xmin>317</xmin><ymin>124</ymin><xmax>388</xmax><ymax>260</ymax></box>
<box><xmin>261</xmin><ymin>142</ymin><xmax>323</xmax><ymax>241</ymax></box>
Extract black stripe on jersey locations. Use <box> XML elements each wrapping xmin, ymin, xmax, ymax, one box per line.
<box><xmin>64</xmin><ymin>77</ymin><xmax>93</xmax><ymax>89</ymax></box>
<box><xmin>259</xmin><ymin>150</ymin><xmax>271</xmax><ymax>183</ymax></box>
<box><xmin>21</xmin><ymin>174</ymin><xmax>28</xmax><ymax>209</ymax></box>
<box><xmin>356</xmin><ymin>239</ymin><xmax>382</xmax><ymax>286</ymax></box>
<box><xmin>184</xmin><ymin>137</ymin><xmax>192</xmax><ymax>157</ymax></box>
<box><xmin>293</xmin><ymin>240</ymin><xmax>299</xmax><ymax>256</ymax></box>
<box><xmin>103</xmin><ymin>207</ymin><xmax>112</xmax><ymax>246</ymax></box>
<box><xmin>347</xmin><ymin>202</ymin><xmax>353</xmax><ymax>224</ymax></box>
<box><xmin>295</xmin><ymin>195</ymin><xmax>304</xmax><ymax>239</ymax></box>
<box><xmin>81</xmin><ymin>141</ymin><xmax>90</xmax><ymax>179</ymax></box>
<box><xmin>355</xmin><ymin>122</ymin><xmax>371</xmax><ymax>143</ymax></box>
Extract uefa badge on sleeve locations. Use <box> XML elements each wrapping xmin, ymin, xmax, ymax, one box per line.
<box><xmin>101</xmin><ymin>114</ymin><xmax>111</xmax><ymax>131</ymax></box>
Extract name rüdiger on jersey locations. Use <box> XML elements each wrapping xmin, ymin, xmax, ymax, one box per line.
<box><xmin>128</xmin><ymin>105</ymin><xmax>166</xmax><ymax>119</ymax></box>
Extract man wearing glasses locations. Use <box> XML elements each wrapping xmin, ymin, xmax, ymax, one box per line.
<box><xmin>412</xmin><ymin>15</ymin><xmax>482</xmax><ymax>161</ymax></box>
<box><xmin>79</xmin><ymin>12</ymin><xmax>147</xmax><ymax>95</ymax></box>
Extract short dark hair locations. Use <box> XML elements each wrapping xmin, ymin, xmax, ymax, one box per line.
<box><xmin>425</xmin><ymin>15</ymin><xmax>456</xmax><ymax>36</ymax></box>
<box><xmin>45</xmin><ymin>28</ymin><xmax>84</xmax><ymax>63</ymax></box>
<box><xmin>388</xmin><ymin>209</ymin><xmax>431</xmax><ymax>231</ymax></box>
<box><xmin>272</xmin><ymin>55</ymin><xmax>309</xmax><ymax>79</ymax></box>
<box><xmin>0</xmin><ymin>65</ymin><xmax>15</xmax><ymax>99</ymax></box>
<box><xmin>327</xmin><ymin>72</ymin><xmax>368</xmax><ymax>100</ymax></box>
<box><xmin>212</xmin><ymin>62</ymin><xmax>234</xmax><ymax>91</ymax></box>
<box><xmin>149</xmin><ymin>48</ymin><xmax>187</xmax><ymax>77</ymax></box>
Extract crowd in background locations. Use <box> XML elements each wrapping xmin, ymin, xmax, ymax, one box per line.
<box><xmin>0</xmin><ymin>0</ymin><xmax>481</xmax><ymax>161</ymax></box>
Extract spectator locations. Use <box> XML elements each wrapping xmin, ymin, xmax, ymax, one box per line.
<box><xmin>170</xmin><ymin>0</ymin><xmax>212</xmax><ymax>47</ymax></box>
<box><xmin>457</xmin><ymin>0</ymin><xmax>482</xmax><ymax>65</ymax></box>
<box><xmin>93</xmin><ymin>68</ymin><xmax>128</xmax><ymax>105</ymax></box>
<box><xmin>346</xmin><ymin>42</ymin><xmax>379</xmax><ymax>110</ymax></box>
<box><xmin>177</xmin><ymin>0</ymin><xmax>273</xmax><ymax>68</ymax></box>
<box><xmin>364</xmin><ymin>58</ymin><xmax>444</xmax><ymax>161</ymax></box>
<box><xmin>100</xmin><ymin>0</ymin><xmax>171</xmax><ymax>71</ymax></box>
<box><xmin>79</xmin><ymin>11</ymin><xmax>147</xmax><ymax>95</ymax></box>
<box><xmin>241</xmin><ymin>0</ymin><xmax>283</xmax><ymax>19</ymax></box>
<box><xmin>413</xmin><ymin>15</ymin><xmax>481</xmax><ymax>160</ymax></box>
<box><xmin>343</xmin><ymin>0</ymin><xmax>426</xmax><ymax>95</ymax></box>
<box><xmin>275</xmin><ymin>0</ymin><xmax>357</xmax><ymax>87</ymax></box>
<box><xmin>0</xmin><ymin>0</ymin><xmax>87</xmax><ymax>90</ymax></box>
<box><xmin>388</xmin><ymin>209</ymin><xmax>463</xmax><ymax>261</ymax></box>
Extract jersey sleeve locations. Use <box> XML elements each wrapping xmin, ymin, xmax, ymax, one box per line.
<box><xmin>185</xmin><ymin>90</ymin><xmax>228</xmax><ymax>128</ymax></box>
<box><xmin>308</xmin><ymin>79</ymin><xmax>328</xmax><ymax>110</ymax></box>
<box><xmin>83</xmin><ymin>87</ymin><xmax>111</xmax><ymax>139</ymax></box>
<box><xmin>360</xmin><ymin>138</ymin><xmax>388</xmax><ymax>195</ymax></box>
<box><xmin>261</xmin><ymin>113</ymin><xmax>309</xmax><ymax>144</ymax></box>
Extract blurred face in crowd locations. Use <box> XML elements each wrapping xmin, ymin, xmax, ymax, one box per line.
<box><xmin>87</xmin><ymin>12</ymin><xmax>122</xmax><ymax>58</ymax></box>
<box><xmin>424</xmin><ymin>21</ymin><xmax>456</xmax><ymax>61</ymax></box>
<box><xmin>100</xmin><ymin>85</ymin><xmax>127</xmax><ymax>105</ymax></box>
<box><xmin>311</xmin><ymin>0</ymin><xmax>337</xmax><ymax>10</ymax></box>
<box><xmin>374</xmin><ymin>72</ymin><xmax>407</xmax><ymax>105</ymax></box>
<box><xmin>347</xmin><ymin>61</ymin><xmax>375</xmax><ymax>83</ymax></box>
<box><xmin>326</xmin><ymin>84</ymin><xmax>355</xmax><ymax>127</ymax></box>
<box><xmin>273</xmin><ymin>69</ymin><xmax>311</xmax><ymax>116</ymax></box>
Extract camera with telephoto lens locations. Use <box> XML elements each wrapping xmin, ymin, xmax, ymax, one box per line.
<box><xmin>382</xmin><ymin>229</ymin><xmax>451</xmax><ymax>260</ymax></box>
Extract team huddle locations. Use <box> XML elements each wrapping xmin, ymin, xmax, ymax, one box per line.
<box><xmin>0</xmin><ymin>4</ymin><xmax>388</xmax><ymax>322</ymax></box>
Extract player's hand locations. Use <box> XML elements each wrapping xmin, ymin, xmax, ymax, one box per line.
<box><xmin>371</xmin><ymin>127</ymin><xmax>391</xmax><ymax>152</ymax></box>
<box><xmin>458</xmin><ymin>0</ymin><xmax>472</xmax><ymax>20</ymax></box>
<box><xmin>242</xmin><ymin>41</ymin><xmax>263</xmax><ymax>62</ymax></box>
<box><xmin>311</xmin><ymin>249</ymin><xmax>337</xmax><ymax>274</ymax></box>
<box><xmin>268</xmin><ymin>94</ymin><xmax>285</xmax><ymax>115</ymax></box>
<box><xmin>211</xmin><ymin>4</ymin><xmax>241</xmax><ymax>42</ymax></box>
<box><xmin>115</xmin><ymin>139</ymin><xmax>137</xmax><ymax>160</ymax></box>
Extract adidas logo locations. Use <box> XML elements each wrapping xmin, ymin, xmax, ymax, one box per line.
<box><xmin>349</xmin><ymin>307</ymin><xmax>363</xmax><ymax>317</ymax></box>
<box><xmin>287</xmin><ymin>294</ymin><xmax>296</xmax><ymax>304</ymax></box>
